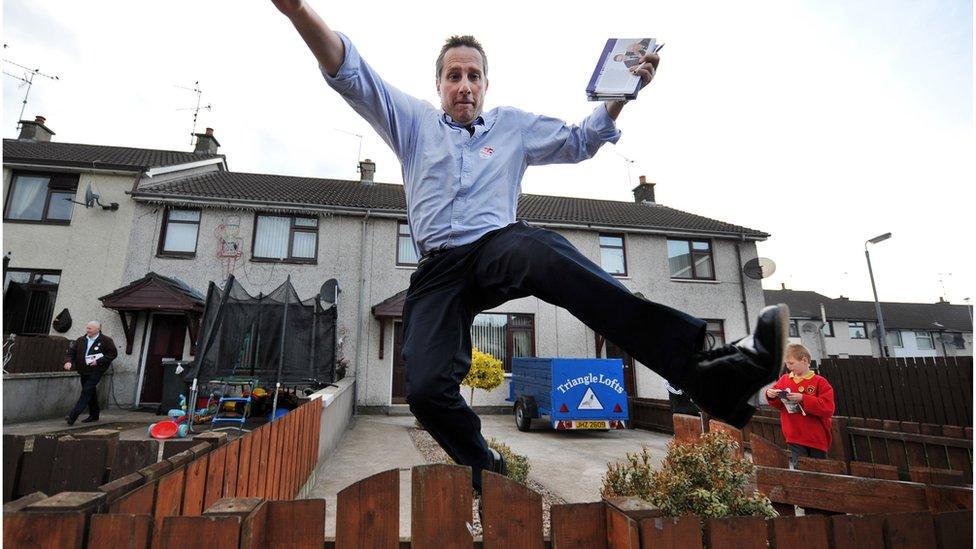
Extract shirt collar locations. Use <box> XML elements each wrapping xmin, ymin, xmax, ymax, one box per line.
<box><xmin>788</xmin><ymin>370</ymin><xmax>815</xmax><ymax>383</ymax></box>
<box><xmin>441</xmin><ymin>109</ymin><xmax>497</xmax><ymax>132</ymax></box>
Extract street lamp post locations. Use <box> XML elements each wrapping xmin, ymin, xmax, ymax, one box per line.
<box><xmin>865</xmin><ymin>232</ymin><xmax>892</xmax><ymax>357</ymax></box>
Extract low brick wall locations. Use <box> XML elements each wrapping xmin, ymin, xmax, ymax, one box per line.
<box><xmin>3</xmin><ymin>371</ymin><xmax>112</xmax><ymax>423</ymax></box>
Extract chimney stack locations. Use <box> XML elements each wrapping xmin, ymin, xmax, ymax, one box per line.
<box><xmin>632</xmin><ymin>175</ymin><xmax>656</xmax><ymax>204</ymax></box>
<box><xmin>18</xmin><ymin>115</ymin><xmax>55</xmax><ymax>142</ymax></box>
<box><xmin>193</xmin><ymin>127</ymin><xmax>220</xmax><ymax>155</ymax></box>
<box><xmin>358</xmin><ymin>158</ymin><xmax>376</xmax><ymax>185</ymax></box>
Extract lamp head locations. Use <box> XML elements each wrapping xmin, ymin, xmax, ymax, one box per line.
<box><xmin>867</xmin><ymin>232</ymin><xmax>892</xmax><ymax>245</ymax></box>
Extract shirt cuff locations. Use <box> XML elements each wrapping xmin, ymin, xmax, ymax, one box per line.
<box><xmin>593</xmin><ymin>104</ymin><xmax>622</xmax><ymax>144</ymax></box>
<box><xmin>320</xmin><ymin>32</ymin><xmax>360</xmax><ymax>87</ymax></box>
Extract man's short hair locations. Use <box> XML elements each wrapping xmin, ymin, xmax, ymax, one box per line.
<box><xmin>786</xmin><ymin>343</ymin><xmax>811</xmax><ymax>362</ymax></box>
<box><xmin>87</xmin><ymin>320</ymin><xmax>101</xmax><ymax>329</ymax></box>
<box><xmin>435</xmin><ymin>35</ymin><xmax>488</xmax><ymax>78</ymax></box>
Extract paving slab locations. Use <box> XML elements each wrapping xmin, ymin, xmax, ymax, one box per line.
<box><xmin>303</xmin><ymin>413</ymin><xmax>673</xmax><ymax>537</ymax></box>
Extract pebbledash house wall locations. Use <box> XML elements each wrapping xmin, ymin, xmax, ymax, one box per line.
<box><xmin>119</xmin><ymin>200</ymin><xmax>766</xmax><ymax>409</ymax></box>
<box><xmin>2</xmin><ymin>166</ymin><xmax>136</xmax><ymax>373</ymax></box>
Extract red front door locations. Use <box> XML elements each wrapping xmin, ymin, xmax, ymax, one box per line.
<box><xmin>140</xmin><ymin>315</ymin><xmax>187</xmax><ymax>403</ymax></box>
<box><xmin>392</xmin><ymin>321</ymin><xmax>407</xmax><ymax>403</ymax></box>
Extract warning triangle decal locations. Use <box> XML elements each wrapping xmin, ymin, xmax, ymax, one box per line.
<box><xmin>577</xmin><ymin>387</ymin><xmax>604</xmax><ymax>410</ymax></box>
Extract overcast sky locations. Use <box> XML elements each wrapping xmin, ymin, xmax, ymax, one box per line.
<box><xmin>3</xmin><ymin>0</ymin><xmax>973</xmax><ymax>308</ymax></box>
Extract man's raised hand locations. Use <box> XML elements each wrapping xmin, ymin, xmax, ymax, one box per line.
<box><xmin>271</xmin><ymin>0</ymin><xmax>304</xmax><ymax>18</ymax></box>
<box><xmin>630</xmin><ymin>52</ymin><xmax>660</xmax><ymax>90</ymax></box>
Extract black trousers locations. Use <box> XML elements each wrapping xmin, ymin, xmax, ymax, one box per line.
<box><xmin>68</xmin><ymin>370</ymin><xmax>104</xmax><ymax>420</ymax></box>
<box><xmin>402</xmin><ymin>222</ymin><xmax>705</xmax><ymax>490</ymax></box>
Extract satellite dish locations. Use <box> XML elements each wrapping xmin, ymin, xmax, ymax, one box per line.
<box><xmin>743</xmin><ymin>257</ymin><xmax>776</xmax><ymax>280</ymax></box>
<box><xmin>319</xmin><ymin>279</ymin><xmax>340</xmax><ymax>306</ymax></box>
<box><xmin>84</xmin><ymin>184</ymin><xmax>97</xmax><ymax>208</ymax></box>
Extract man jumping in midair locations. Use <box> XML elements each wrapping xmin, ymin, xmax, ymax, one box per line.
<box><xmin>271</xmin><ymin>0</ymin><xmax>789</xmax><ymax>492</ymax></box>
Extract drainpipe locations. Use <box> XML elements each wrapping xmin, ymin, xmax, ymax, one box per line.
<box><xmin>735</xmin><ymin>235</ymin><xmax>751</xmax><ymax>335</ymax></box>
<box><xmin>354</xmin><ymin>210</ymin><xmax>371</xmax><ymax>411</ymax></box>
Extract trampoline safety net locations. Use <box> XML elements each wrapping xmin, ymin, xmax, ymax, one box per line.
<box><xmin>185</xmin><ymin>274</ymin><xmax>337</xmax><ymax>385</ymax></box>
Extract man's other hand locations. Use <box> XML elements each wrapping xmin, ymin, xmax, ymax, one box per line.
<box><xmin>630</xmin><ymin>52</ymin><xmax>660</xmax><ymax>90</ymax></box>
<box><xmin>63</xmin><ymin>362</ymin><xmax>72</xmax><ymax>371</ymax></box>
<box><xmin>785</xmin><ymin>392</ymin><xmax>804</xmax><ymax>402</ymax></box>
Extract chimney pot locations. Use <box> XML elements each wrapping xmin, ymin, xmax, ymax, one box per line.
<box><xmin>639</xmin><ymin>175</ymin><xmax>646</xmax><ymax>184</ymax></box>
<box><xmin>18</xmin><ymin>115</ymin><xmax>55</xmax><ymax>142</ymax></box>
<box><xmin>205</xmin><ymin>127</ymin><xmax>213</xmax><ymax>136</ymax></box>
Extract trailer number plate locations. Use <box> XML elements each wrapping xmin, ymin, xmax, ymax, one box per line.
<box><xmin>574</xmin><ymin>420</ymin><xmax>608</xmax><ymax>429</ymax></box>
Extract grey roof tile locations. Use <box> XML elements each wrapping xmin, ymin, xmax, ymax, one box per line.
<box><xmin>3</xmin><ymin>139</ymin><xmax>222</xmax><ymax>171</ymax></box>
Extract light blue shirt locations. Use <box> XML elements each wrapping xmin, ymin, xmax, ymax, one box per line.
<box><xmin>85</xmin><ymin>335</ymin><xmax>98</xmax><ymax>354</ymax></box>
<box><xmin>323</xmin><ymin>33</ymin><xmax>622</xmax><ymax>255</ymax></box>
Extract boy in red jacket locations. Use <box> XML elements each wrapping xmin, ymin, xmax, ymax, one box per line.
<box><xmin>765</xmin><ymin>343</ymin><xmax>835</xmax><ymax>467</ymax></box>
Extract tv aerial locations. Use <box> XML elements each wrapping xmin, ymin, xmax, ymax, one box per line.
<box><xmin>2</xmin><ymin>53</ymin><xmax>60</xmax><ymax>131</ymax></box>
<box><xmin>66</xmin><ymin>184</ymin><xmax>119</xmax><ymax>211</ymax></box>
<box><xmin>742</xmin><ymin>257</ymin><xmax>776</xmax><ymax>280</ymax></box>
<box><xmin>175</xmin><ymin>81</ymin><xmax>213</xmax><ymax>145</ymax></box>
<box><xmin>614</xmin><ymin>151</ymin><xmax>637</xmax><ymax>186</ymax></box>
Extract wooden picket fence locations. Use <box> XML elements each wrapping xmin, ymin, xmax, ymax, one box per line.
<box><xmin>4</xmin><ymin>397</ymin><xmax>322</xmax><ymax>547</ymax></box>
<box><xmin>4</xmin><ymin>462</ymin><xmax>972</xmax><ymax>548</ymax></box>
<box><xmin>819</xmin><ymin>356</ymin><xmax>973</xmax><ymax>426</ymax></box>
<box><xmin>3</xmin><ymin>334</ymin><xmax>72</xmax><ymax>373</ymax></box>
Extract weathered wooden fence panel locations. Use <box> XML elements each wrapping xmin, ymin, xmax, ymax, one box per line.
<box><xmin>335</xmin><ymin>468</ymin><xmax>398</xmax><ymax>549</ymax></box>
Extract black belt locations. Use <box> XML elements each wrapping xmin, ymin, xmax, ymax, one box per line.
<box><xmin>417</xmin><ymin>247</ymin><xmax>449</xmax><ymax>267</ymax></box>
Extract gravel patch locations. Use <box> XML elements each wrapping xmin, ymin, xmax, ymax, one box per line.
<box><xmin>407</xmin><ymin>424</ymin><xmax>566</xmax><ymax>537</ymax></box>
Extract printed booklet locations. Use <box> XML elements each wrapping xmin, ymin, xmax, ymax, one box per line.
<box><xmin>586</xmin><ymin>38</ymin><xmax>660</xmax><ymax>101</ymax></box>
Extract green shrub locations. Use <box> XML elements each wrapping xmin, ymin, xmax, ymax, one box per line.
<box><xmin>462</xmin><ymin>347</ymin><xmax>504</xmax><ymax>405</ymax></box>
<box><xmin>487</xmin><ymin>437</ymin><xmax>530</xmax><ymax>485</ymax></box>
<box><xmin>601</xmin><ymin>432</ymin><xmax>777</xmax><ymax>519</ymax></box>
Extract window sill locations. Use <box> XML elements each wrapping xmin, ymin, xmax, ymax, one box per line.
<box><xmin>156</xmin><ymin>253</ymin><xmax>197</xmax><ymax>260</ymax></box>
<box><xmin>395</xmin><ymin>264</ymin><xmax>418</xmax><ymax>270</ymax></box>
<box><xmin>610</xmin><ymin>273</ymin><xmax>630</xmax><ymax>280</ymax></box>
<box><xmin>250</xmin><ymin>257</ymin><xmax>317</xmax><ymax>265</ymax></box>
<box><xmin>3</xmin><ymin>218</ymin><xmax>72</xmax><ymax>226</ymax></box>
<box><xmin>670</xmin><ymin>277</ymin><xmax>719</xmax><ymax>284</ymax></box>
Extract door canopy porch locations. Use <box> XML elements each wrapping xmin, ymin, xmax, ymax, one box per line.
<box><xmin>99</xmin><ymin>272</ymin><xmax>205</xmax><ymax>354</ymax></box>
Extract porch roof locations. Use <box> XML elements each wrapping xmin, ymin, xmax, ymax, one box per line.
<box><xmin>371</xmin><ymin>289</ymin><xmax>407</xmax><ymax>319</ymax></box>
<box><xmin>99</xmin><ymin>272</ymin><xmax>205</xmax><ymax>313</ymax></box>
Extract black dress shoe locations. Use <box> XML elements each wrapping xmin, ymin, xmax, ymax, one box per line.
<box><xmin>81</xmin><ymin>416</ymin><xmax>99</xmax><ymax>423</ymax></box>
<box><xmin>489</xmin><ymin>448</ymin><xmax>507</xmax><ymax>476</ymax></box>
<box><xmin>65</xmin><ymin>415</ymin><xmax>77</xmax><ymax>426</ymax></box>
<box><xmin>679</xmin><ymin>304</ymin><xmax>789</xmax><ymax>429</ymax></box>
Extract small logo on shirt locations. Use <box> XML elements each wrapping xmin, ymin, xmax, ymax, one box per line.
<box><xmin>479</xmin><ymin>146</ymin><xmax>495</xmax><ymax>159</ymax></box>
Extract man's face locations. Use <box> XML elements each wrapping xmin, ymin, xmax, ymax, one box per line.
<box><xmin>86</xmin><ymin>323</ymin><xmax>99</xmax><ymax>337</ymax></box>
<box><xmin>437</xmin><ymin>46</ymin><xmax>488</xmax><ymax>125</ymax></box>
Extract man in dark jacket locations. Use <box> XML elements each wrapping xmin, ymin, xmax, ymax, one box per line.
<box><xmin>63</xmin><ymin>320</ymin><xmax>118</xmax><ymax>425</ymax></box>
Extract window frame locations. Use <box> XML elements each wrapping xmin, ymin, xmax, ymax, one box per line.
<box><xmin>914</xmin><ymin>331</ymin><xmax>935</xmax><ymax>350</ymax></box>
<box><xmin>396</xmin><ymin>220</ymin><xmax>420</xmax><ymax>267</ymax></box>
<box><xmin>703</xmin><ymin>319</ymin><xmax>726</xmax><ymax>347</ymax></box>
<box><xmin>157</xmin><ymin>207</ymin><xmax>202</xmax><ymax>258</ymax></box>
<box><xmin>470</xmin><ymin>312</ymin><xmax>536</xmax><ymax>373</ymax></box>
<box><xmin>887</xmin><ymin>330</ymin><xmax>904</xmax><ymax>348</ymax></box>
<box><xmin>789</xmin><ymin>319</ymin><xmax>799</xmax><ymax>338</ymax></box>
<box><xmin>3</xmin><ymin>171</ymin><xmax>80</xmax><ymax>225</ymax></box>
<box><xmin>598</xmin><ymin>232</ymin><xmax>628</xmax><ymax>277</ymax></box>
<box><xmin>848</xmin><ymin>321</ymin><xmax>868</xmax><ymax>340</ymax></box>
<box><xmin>250</xmin><ymin>212</ymin><xmax>319</xmax><ymax>264</ymax></box>
<box><xmin>3</xmin><ymin>268</ymin><xmax>62</xmax><ymax>335</ymax></box>
<box><xmin>821</xmin><ymin>321</ymin><xmax>835</xmax><ymax>338</ymax></box>
<box><xmin>666</xmin><ymin>237</ymin><xmax>716</xmax><ymax>281</ymax></box>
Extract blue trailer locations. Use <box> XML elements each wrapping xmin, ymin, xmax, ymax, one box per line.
<box><xmin>508</xmin><ymin>357</ymin><xmax>629</xmax><ymax>431</ymax></box>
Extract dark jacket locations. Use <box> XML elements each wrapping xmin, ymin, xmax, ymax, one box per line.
<box><xmin>64</xmin><ymin>333</ymin><xmax>118</xmax><ymax>374</ymax></box>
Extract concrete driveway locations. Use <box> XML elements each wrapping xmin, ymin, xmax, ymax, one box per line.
<box><xmin>306</xmin><ymin>413</ymin><xmax>673</xmax><ymax>537</ymax></box>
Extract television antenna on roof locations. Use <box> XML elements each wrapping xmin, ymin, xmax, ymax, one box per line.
<box><xmin>175</xmin><ymin>81</ymin><xmax>213</xmax><ymax>145</ymax></box>
<box><xmin>614</xmin><ymin>151</ymin><xmax>636</xmax><ymax>187</ymax></box>
<box><xmin>2</xmin><ymin>51</ymin><xmax>60</xmax><ymax>132</ymax></box>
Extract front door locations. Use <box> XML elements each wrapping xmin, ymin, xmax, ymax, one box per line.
<box><xmin>140</xmin><ymin>314</ymin><xmax>187</xmax><ymax>404</ymax></box>
<box><xmin>391</xmin><ymin>321</ymin><xmax>407</xmax><ymax>403</ymax></box>
<box><xmin>606</xmin><ymin>340</ymin><xmax>636</xmax><ymax>397</ymax></box>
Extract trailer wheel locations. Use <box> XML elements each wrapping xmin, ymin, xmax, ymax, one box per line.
<box><xmin>514</xmin><ymin>400</ymin><xmax>532</xmax><ymax>432</ymax></box>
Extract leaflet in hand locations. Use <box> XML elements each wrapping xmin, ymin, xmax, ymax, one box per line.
<box><xmin>86</xmin><ymin>353</ymin><xmax>104</xmax><ymax>366</ymax></box>
<box><xmin>777</xmin><ymin>389</ymin><xmax>805</xmax><ymax>415</ymax></box>
<box><xmin>586</xmin><ymin>38</ymin><xmax>658</xmax><ymax>101</ymax></box>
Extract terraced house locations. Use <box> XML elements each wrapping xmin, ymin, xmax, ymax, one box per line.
<box><xmin>4</xmin><ymin>116</ymin><xmax>771</xmax><ymax>417</ymax></box>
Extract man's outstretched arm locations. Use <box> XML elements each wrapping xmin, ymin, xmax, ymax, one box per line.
<box><xmin>605</xmin><ymin>51</ymin><xmax>660</xmax><ymax>120</ymax></box>
<box><xmin>272</xmin><ymin>0</ymin><xmax>345</xmax><ymax>76</ymax></box>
